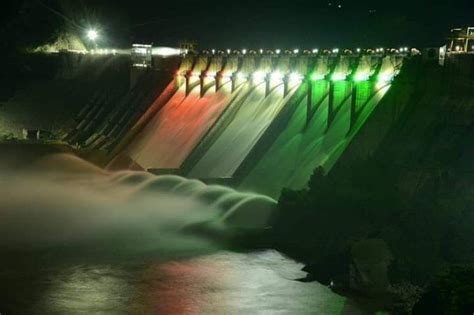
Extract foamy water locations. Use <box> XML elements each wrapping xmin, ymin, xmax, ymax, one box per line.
<box><xmin>0</xmin><ymin>153</ymin><xmax>276</xmax><ymax>258</ymax></box>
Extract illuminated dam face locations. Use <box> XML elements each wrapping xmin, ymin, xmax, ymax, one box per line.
<box><xmin>122</xmin><ymin>51</ymin><xmax>404</xmax><ymax>198</ymax></box>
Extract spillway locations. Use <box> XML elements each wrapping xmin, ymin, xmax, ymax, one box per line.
<box><xmin>187</xmin><ymin>83</ymin><xmax>298</xmax><ymax>179</ymax></box>
<box><xmin>124</xmin><ymin>55</ymin><xmax>249</xmax><ymax>171</ymax></box>
<box><xmin>110</xmin><ymin>50</ymin><xmax>406</xmax><ymax>197</ymax></box>
<box><xmin>238</xmin><ymin>56</ymin><xmax>402</xmax><ymax>197</ymax></box>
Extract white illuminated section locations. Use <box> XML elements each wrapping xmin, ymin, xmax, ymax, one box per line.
<box><xmin>275</xmin><ymin>49</ymin><xmax>281</xmax><ymax>54</ymax></box>
<box><xmin>312</xmin><ymin>48</ymin><xmax>319</xmax><ymax>54</ymax></box>
<box><xmin>271</xmin><ymin>71</ymin><xmax>284</xmax><ymax>81</ymax></box>
<box><xmin>151</xmin><ymin>47</ymin><xmax>182</xmax><ymax>56</ymax></box>
<box><xmin>332</xmin><ymin>48</ymin><xmax>339</xmax><ymax>54</ymax></box>
<box><xmin>242</xmin><ymin>49</ymin><xmax>247</xmax><ymax>55</ymax></box>
<box><xmin>293</xmin><ymin>49</ymin><xmax>299</xmax><ymax>54</ymax></box>
<box><xmin>289</xmin><ymin>72</ymin><xmax>303</xmax><ymax>82</ymax></box>
<box><xmin>252</xmin><ymin>71</ymin><xmax>266</xmax><ymax>84</ymax></box>
<box><xmin>236</xmin><ymin>72</ymin><xmax>247</xmax><ymax>80</ymax></box>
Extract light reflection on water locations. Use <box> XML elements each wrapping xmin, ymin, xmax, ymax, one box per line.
<box><xmin>0</xmin><ymin>250</ymin><xmax>372</xmax><ymax>314</ymax></box>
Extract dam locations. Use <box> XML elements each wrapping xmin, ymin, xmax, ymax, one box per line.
<box><xmin>2</xmin><ymin>33</ymin><xmax>474</xmax><ymax>314</ymax></box>
<box><xmin>58</xmin><ymin>48</ymin><xmax>405</xmax><ymax>198</ymax></box>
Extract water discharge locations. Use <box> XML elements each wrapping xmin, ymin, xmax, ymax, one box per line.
<box><xmin>127</xmin><ymin>80</ymin><xmax>246</xmax><ymax>170</ymax></box>
<box><xmin>240</xmin><ymin>81</ymin><xmax>391</xmax><ymax>197</ymax></box>
<box><xmin>189</xmin><ymin>83</ymin><xmax>299</xmax><ymax>179</ymax></box>
<box><xmin>0</xmin><ymin>153</ymin><xmax>276</xmax><ymax>258</ymax></box>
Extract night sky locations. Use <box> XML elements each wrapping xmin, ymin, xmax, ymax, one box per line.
<box><xmin>1</xmin><ymin>0</ymin><xmax>473</xmax><ymax>51</ymax></box>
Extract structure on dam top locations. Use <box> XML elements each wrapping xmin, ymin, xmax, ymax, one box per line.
<box><xmin>447</xmin><ymin>27</ymin><xmax>474</xmax><ymax>53</ymax></box>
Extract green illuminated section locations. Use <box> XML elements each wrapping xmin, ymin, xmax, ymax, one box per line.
<box><xmin>332</xmin><ymin>81</ymin><xmax>350</xmax><ymax>113</ymax></box>
<box><xmin>353</xmin><ymin>81</ymin><xmax>372</xmax><ymax>112</ymax></box>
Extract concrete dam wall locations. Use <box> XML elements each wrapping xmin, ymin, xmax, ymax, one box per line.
<box><xmin>114</xmin><ymin>52</ymin><xmax>404</xmax><ymax>198</ymax></box>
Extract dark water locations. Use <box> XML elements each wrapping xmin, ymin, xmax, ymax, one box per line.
<box><xmin>0</xmin><ymin>250</ymin><xmax>378</xmax><ymax>314</ymax></box>
<box><xmin>0</xmin><ymin>151</ymin><xmax>379</xmax><ymax>314</ymax></box>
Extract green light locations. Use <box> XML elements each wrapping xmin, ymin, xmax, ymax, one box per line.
<box><xmin>311</xmin><ymin>73</ymin><xmax>325</xmax><ymax>81</ymax></box>
<box><xmin>354</xmin><ymin>73</ymin><xmax>370</xmax><ymax>82</ymax></box>
<box><xmin>331</xmin><ymin>73</ymin><xmax>346</xmax><ymax>81</ymax></box>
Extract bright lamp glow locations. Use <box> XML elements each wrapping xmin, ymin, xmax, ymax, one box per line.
<box><xmin>271</xmin><ymin>71</ymin><xmax>284</xmax><ymax>81</ymax></box>
<box><xmin>289</xmin><ymin>72</ymin><xmax>303</xmax><ymax>82</ymax></box>
<box><xmin>377</xmin><ymin>72</ymin><xmax>393</xmax><ymax>83</ymax></box>
<box><xmin>331</xmin><ymin>72</ymin><xmax>346</xmax><ymax>81</ymax></box>
<box><xmin>253</xmin><ymin>71</ymin><xmax>266</xmax><ymax>83</ymax></box>
<box><xmin>87</xmin><ymin>29</ymin><xmax>98</xmax><ymax>41</ymax></box>
<box><xmin>311</xmin><ymin>73</ymin><xmax>325</xmax><ymax>81</ymax></box>
<box><xmin>354</xmin><ymin>72</ymin><xmax>370</xmax><ymax>82</ymax></box>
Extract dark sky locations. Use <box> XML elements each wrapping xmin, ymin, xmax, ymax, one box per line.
<box><xmin>2</xmin><ymin>0</ymin><xmax>473</xmax><ymax>50</ymax></box>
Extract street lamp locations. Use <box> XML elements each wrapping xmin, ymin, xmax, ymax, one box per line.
<box><xmin>87</xmin><ymin>29</ymin><xmax>99</xmax><ymax>41</ymax></box>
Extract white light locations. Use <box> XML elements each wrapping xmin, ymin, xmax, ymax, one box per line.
<box><xmin>87</xmin><ymin>29</ymin><xmax>98</xmax><ymax>41</ymax></box>
<box><xmin>271</xmin><ymin>71</ymin><xmax>284</xmax><ymax>81</ymax></box>
<box><xmin>293</xmin><ymin>49</ymin><xmax>299</xmax><ymax>54</ymax></box>
<box><xmin>289</xmin><ymin>72</ymin><xmax>303</xmax><ymax>82</ymax></box>
<box><xmin>275</xmin><ymin>49</ymin><xmax>281</xmax><ymax>54</ymax></box>
<box><xmin>332</xmin><ymin>48</ymin><xmax>339</xmax><ymax>54</ymax></box>
<box><xmin>227</xmin><ymin>49</ymin><xmax>231</xmax><ymax>54</ymax></box>
<box><xmin>242</xmin><ymin>49</ymin><xmax>247</xmax><ymax>55</ymax></box>
<box><xmin>211</xmin><ymin>49</ymin><xmax>216</xmax><ymax>54</ymax></box>
<box><xmin>455</xmin><ymin>46</ymin><xmax>461</xmax><ymax>51</ymax></box>
<box><xmin>252</xmin><ymin>71</ymin><xmax>266</xmax><ymax>83</ymax></box>
<box><xmin>152</xmin><ymin>47</ymin><xmax>181</xmax><ymax>56</ymax></box>
<box><xmin>312</xmin><ymin>48</ymin><xmax>319</xmax><ymax>54</ymax></box>
<box><xmin>259</xmin><ymin>49</ymin><xmax>264</xmax><ymax>54</ymax></box>
<box><xmin>236</xmin><ymin>72</ymin><xmax>247</xmax><ymax>80</ymax></box>
<box><xmin>356</xmin><ymin>48</ymin><xmax>361</xmax><ymax>53</ymax></box>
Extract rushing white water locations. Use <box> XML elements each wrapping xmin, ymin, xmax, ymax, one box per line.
<box><xmin>189</xmin><ymin>83</ymin><xmax>299</xmax><ymax>179</ymax></box>
<box><xmin>240</xmin><ymin>81</ymin><xmax>391</xmax><ymax>198</ymax></box>
<box><xmin>0</xmin><ymin>153</ymin><xmax>276</xmax><ymax>257</ymax></box>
